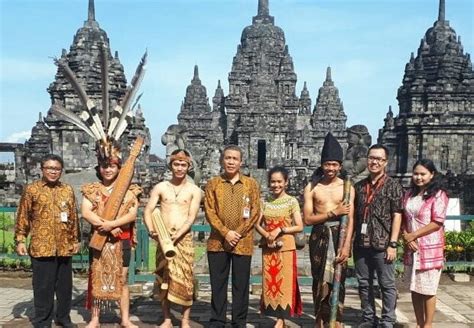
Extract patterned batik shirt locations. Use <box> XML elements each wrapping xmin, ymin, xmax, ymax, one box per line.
<box><xmin>402</xmin><ymin>190</ymin><xmax>448</xmax><ymax>270</ymax></box>
<box><xmin>205</xmin><ymin>174</ymin><xmax>261</xmax><ymax>256</ymax></box>
<box><xmin>15</xmin><ymin>179</ymin><xmax>79</xmax><ymax>257</ymax></box>
<box><xmin>354</xmin><ymin>175</ymin><xmax>403</xmax><ymax>250</ymax></box>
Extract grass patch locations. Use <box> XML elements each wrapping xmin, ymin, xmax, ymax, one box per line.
<box><xmin>147</xmin><ymin>241</ymin><xmax>207</xmax><ymax>270</ymax></box>
<box><xmin>0</xmin><ymin>230</ymin><xmax>15</xmax><ymax>253</ymax></box>
<box><xmin>195</xmin><ymin>244</ymin><xmax>207</xmax><ymax>262</ymax></box>
<box><xmin>148</xmin><ymin>241</ymin><xmax>157</xmax><ymax>268</ymax></box>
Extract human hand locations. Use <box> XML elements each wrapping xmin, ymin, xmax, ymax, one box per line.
<box><xmin>16</xmin><ymin>243</ymin><xmax>28</xmax><ymax>256</ymax></box>
<box><xmin>333</xmin><ymin>203</ymin><xmax>350</xmax><ymax>217</ymax></box>
<box><xmin>266</xmin><ymin>241</ymin><xmax>277</xmax><ymax>248</ymax></box>
<box><xmin>97</xmin><ymin>220</ymin><xmax>115</xmax><ymax>233</ymax></box>
<box><xmin>110</xmin><ymin>227</ymin><xmax>123</xmax><ymax>238</ymax></box>
<box><xmin>336</xmin><ymin>245</ymin><xmax>351</xmax><ymax>264</ymax></box>
<box><xmin>385</xmin><ymin>246</ymin><xmax>397</xmax><ymax>262</ymax></box>
<box><xmin>170</xmin><ymin>229</ymin><xmax>181</xmax><ymax>243</ymax></box>
<box><xmin>225</xmin><ymin>230</ymin><xmax>241</xmax><ymax>248</ymax></box>
<box><xmin>267</xmin><ymin>228</ymin><xmax>281</xmax><ymax>243</ymax></box>
<box><xmin>71</xmin><ymin>242</ymin><xmax>81</xmax><ymax>254</ymax></box>
<box><xmin>148</xmin><ymin>230</ymin><xmax>159</xmax><ymax>242</ymax></box>
<box><xmin>407</xmin><ymin>240</ymin><xmax>418</xmax><ymax>252</ymax></box>
<box><xmin>403</xmin><ymin>231</ymin><xmax>416</xmax><ymax>243</ymax></box>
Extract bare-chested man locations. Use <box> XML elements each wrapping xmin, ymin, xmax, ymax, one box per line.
<box><xmin>304</xmin><ymin>132</ymin><xmax>355</xmax><ymax>328</ymax></box>
<box><xmin>144</xmin><ymin>149</ymin><xmax>202</xmax><ymax>328</ymax></box>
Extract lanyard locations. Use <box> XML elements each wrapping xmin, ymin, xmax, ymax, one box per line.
<box><xmin>363</xmin><ymin>175</ymin><xmax>386</xmax><ymax>220</ymax></box>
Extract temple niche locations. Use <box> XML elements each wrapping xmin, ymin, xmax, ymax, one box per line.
<box><xmin>164</xmin><ymin>0</ymin><xmax>356</xmax><ymax>191</ymax></box>
<box><xmin>378</xmin><ymin>0</ymin><xmax>474</xmax><ymax>212</ymax></box>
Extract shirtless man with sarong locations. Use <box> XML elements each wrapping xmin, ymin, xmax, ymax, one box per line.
<box><xmin>304</xmin><ymin>133</ymin><xmax>355</xmax><ymax>328</ymax></box>
<box><xmin>144</xmin><ymin>149</ymin><xmax>202</xmax><ymax>328</ymax></box>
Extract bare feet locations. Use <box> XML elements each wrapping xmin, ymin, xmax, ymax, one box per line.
<box><xmin>121</xmin><ymin>320</ymin><xmax>139</xmax><ymax>328</ymax></box>
<box><xmin>84</xmin><ymin>319</ymin><xmax>100</xmax><ymax>328</ymax></box>
<box><xmin>181</xmin><ymin>318</ymin><xmax>192</xmax><ymax>328</ymax></box>
<box><xmin>159</xmin><ymin>318</ymin><xmax>173</xmax><ymax>328</ymax></box>
<box><xmin>274</xmin><ymin>318</ymin><xmax>285</xmax><ymax>328</ymax></box>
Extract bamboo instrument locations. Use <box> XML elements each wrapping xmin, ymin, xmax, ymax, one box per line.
<box><xmin>89</xmin><ymin>136</ymin><xmax>145</xmax><ymax>251</ymax></box>
<box><xmin>329</xmin><ymin>175</ymin><xmax>352</xmax><ymax>328</ymax></box>
<box><xmin>151</xmin><ymin>208</ymin><xmax>176</xmax><ymax>261</ymax></box>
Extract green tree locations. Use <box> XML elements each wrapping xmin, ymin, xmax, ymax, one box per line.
<box><xmin>0</xmin><ymin>213</ymin><xmax>15</xmax><ymax>252</ymax></box>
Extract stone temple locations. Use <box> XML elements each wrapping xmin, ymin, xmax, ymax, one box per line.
<box><xmin>0</xmin><ymin>0</ymin><xmax>155</xmax><ymax>205</ymax></box>
<box><xmin>164</xmin><ymin>0</ymin><xmax>350</xmax><ymax>193</ymax></box>
<box><xmin>163</xmin><ymin>0</ymin><xmax>473</xmax><ymax>209</ymax></box>
<box><xmin>0</xmin><ymin>0</ymin><xmax>473</xmax><ymax>211</ymax></box>
<box><xmin>378</xmin><ymin>0</ymin><xmax>474</xmax><ymax>212</ymax></box>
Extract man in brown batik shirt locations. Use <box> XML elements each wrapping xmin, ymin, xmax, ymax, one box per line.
<box><xmin>15</xmin><ymin>154</ymin><xmax>80</xmax><ymax>328</ymax></box>
<box><xmin>205</xmin><ymin>145</ymin><xmax>260</xmax><ymax>328</ymax></box>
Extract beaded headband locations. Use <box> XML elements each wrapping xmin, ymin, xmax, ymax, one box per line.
<box><xmin>169</xmin><ymin>151</ymin><xmax>191</xmax><ymax>166</ymax></box>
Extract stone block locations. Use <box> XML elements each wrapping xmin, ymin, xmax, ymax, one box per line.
<box><xmin>449</xmin><ymin>273</ymin><xmax>470</xmax><ymax>282</ymax></box>
<box><xmin>251</xmin><ymin>283</ymin><xmax>262</xmax><ymax>295</ymax></box>
<box><xmin>251</xmin><ymin>266</ymin><xmax>262</xmax><ymax>276</ymax></box>
<box><xmin>128</xmin><ymin>284</ymin><xmax>143</xmax><ymax>294</ymax></box>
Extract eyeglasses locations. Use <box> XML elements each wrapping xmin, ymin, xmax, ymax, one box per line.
<box><xmin>42</xmin><ymin>166</ymin><xmax>62</xmax><ymax>172</ymax></box>
<box><xmin>367</xmin><ymin>156</ymin><xmax>387</xmax><ymax>163</ymax></box>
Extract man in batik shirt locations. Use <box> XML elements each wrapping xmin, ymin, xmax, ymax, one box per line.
<box><xmin>205</xmin><ymin>145</ymin><xmax>261</xmax><ymax>328</ymax></box>
<box><xmin>15</xmin><ymin>154</ymin><xmax>80</xmax><ymax>328</ymax></box>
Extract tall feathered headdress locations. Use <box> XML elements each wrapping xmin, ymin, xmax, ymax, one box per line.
<box><xmin>50</xmin><ymin>44</ymin><xmax>147</xmax><ymax>164</ymax></box>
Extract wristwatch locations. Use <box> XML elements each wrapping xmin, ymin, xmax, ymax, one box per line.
<box><xmin>388</xmin><ymin>241</ymin><xmax>398</xmax><ymax>248</ymax></box>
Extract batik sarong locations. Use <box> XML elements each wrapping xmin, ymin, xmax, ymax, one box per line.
<box><xmin>261</xmin><ymin>247</ymin><xmax>302</xmax><ymax>318</ymax></box>
<box><xmin>82</xmin><ymin>182</ymin><xmax>141</xmax><ymax>309</ymax></box>
<box><xmin>154</xmin><ymin>232</ymin><xmax>194</xmax><ymax>306</ymax></box>
<box><xmin>309</xmin><ymin>222</ymin><xmax>347</xmax><ymax>322</ymax></box>
<box><xmin>88</xmin><ymin>240</ymin><xmax>123</xmax><ymax>309</ymax></box>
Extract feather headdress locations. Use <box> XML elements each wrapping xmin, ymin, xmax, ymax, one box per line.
<box><xmin>51</xmin><ymin>44</ymin><xmax>147</xmax><ymax>164</ymax></box>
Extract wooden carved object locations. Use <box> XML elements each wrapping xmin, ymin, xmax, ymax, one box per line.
<box><xmin>89</xmin><ymin>135</ymin><xmax>145</xmax><ymax>251</ymax></box>
<box><xmin>151</xmin><ymin>208</ymin><xmax>176</xmax><ymax>261</ymax></box>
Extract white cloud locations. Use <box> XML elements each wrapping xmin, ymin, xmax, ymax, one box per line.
<box><xmin>5</xmin><ymin>130</ymin><xmax>30</xmax><ymax>143</ymax></box>
<box><xmin>0</xmin><ymin>58</ymin><xmax>55</xmax><ymax>82</ymax></box>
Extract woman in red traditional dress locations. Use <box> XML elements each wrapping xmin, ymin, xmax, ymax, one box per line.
<box><xmin>256</xmin><ymin>166</ymin><xmax>303</xmax><ymax>328</ymax></box>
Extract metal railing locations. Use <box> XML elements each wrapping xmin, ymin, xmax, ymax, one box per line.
<box><xmin>1</xmin><ymin>207</ymin><xmax>473</xmax><ymax>285</ymax></box>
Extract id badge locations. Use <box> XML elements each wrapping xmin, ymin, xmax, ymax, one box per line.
<box><xmin>60</xmin><ymin>212</ymin><xmax>68</xmax><ymax>223</ymax></box>
<box><xmin>361</xmin><ymin>223</ymin><xmax>368</xmax><ymax>235</ymax></box>
<box><xmin>243</xmin><ymin>207</ymin><xmax>250</xmax><ymax>219</ymax></box>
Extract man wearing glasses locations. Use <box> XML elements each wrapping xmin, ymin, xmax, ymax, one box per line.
<box><xmin>15</xmin><ymin>154</ymin><xmax>80</xmax><ymax>328</ymax></box>
<box><xmin>353</xmin><ymin>144</ymin><xmax>403</xmax><ymax>328</ymax></box>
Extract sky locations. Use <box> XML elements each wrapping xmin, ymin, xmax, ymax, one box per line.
<box><xmin>0</xmin><ymin>0</ymin><xmax>473</xmax><ymax>160</ymax></box>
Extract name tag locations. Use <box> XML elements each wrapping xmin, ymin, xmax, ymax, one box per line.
<box><xmin>60</xmin><ymin>212</ymin><xmax>68</xmax><ymax>223</ymax></box>
<box><xmin>361</xmin><ymin>223</ymin><xmax>368</xmax><ymax>235</ymax></box>
<box><xmin>243</xmin><ymin>207</ymin><xmax>250</xmax><ymax>219</ymax></box>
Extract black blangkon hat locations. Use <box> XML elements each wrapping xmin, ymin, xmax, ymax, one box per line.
<box><xmin>321</xmin><ymin>132</ymin><xmax>343</xmax><ymax>163</ymax></box>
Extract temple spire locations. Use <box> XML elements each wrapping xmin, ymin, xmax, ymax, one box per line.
<box><xmin>326</xmin><ymin>66</ymin><xmax>332</xmax><ymax>82</ymax></box>
<box><xmin>438</xmin><ymin>0</ymin><xmax>445</xmax><ymax>22</ymax></box>
<box><xmin>258</xmin><ymin>0</ymin><xmax>269</xmax><ymax>16</ymax></box>
<box><xmin>88</xmin><ymin>0</ymin><xmax>95</xmax><ymax>22</ymax></box>
<box><xmin>193</xmin><ymin>65</ymin><xmax>199</xmax><ymax>80</ymax></box>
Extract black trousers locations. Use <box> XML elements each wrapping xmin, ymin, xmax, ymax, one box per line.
<box><xmin>207</xmin><ymin>251</ymin><xmax>252</xmax><ymax>328</ymax></box>
<box><xmin>31</xmin><ymin>256</ymin><xmax>73</xmax><ymax>328</ymax></box>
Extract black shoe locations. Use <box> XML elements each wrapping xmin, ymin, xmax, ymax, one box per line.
<box><xmin>55</xmin><ymin>322</ymin><xmax>78</xmax><ymax>328</ymax></box>
<box><xmin>357</xmin><ymin>321</ymin><xmax>376</xmax><ymax>328</ymax></box>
